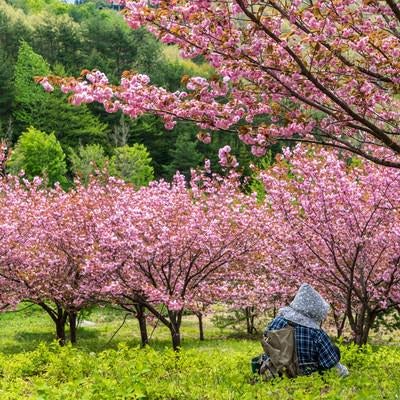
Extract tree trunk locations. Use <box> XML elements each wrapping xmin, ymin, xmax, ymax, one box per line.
<box><xmin>353</xmin><ymin>310</ymin><xmax>377</xmax><ymax>345</ymax></box>
<box><xmin>135</xmin><ymin>298</ymin><xmax>184</xmax><ymax>351</ymax></box>
<box><xmin>245</xmin><ymin>307</ymin><xmax>251</xmax><ymax>334</ymax></box>
<box><xmin>55</xmin><ymin>305</ymin><xmax>68</xmax><ymax>346</ymax></box>
<box><xmin>69</xmin><ymin>311</ymin><xmax>77</xmax><ymax>344</ymax></box>
<box><xmin>135</xmin><ymin>299</ymin><xmax>181</xmax><ymax>350</ymax></box>
<box><xmin>196</xmin><ymin>312</ymin><xmax>205</xmax><ymax>341</ymax></box>
<box><xmin>134</xmin><ymin>303</ymin><xmax>149</xmax><ymax>347</ymax></box>
<box><xmin>168</xmin><ymin>309</ymin><xmax>183</xmax><ymax>351</ymax></box>
<box><xmin>245</xmin><ymin>306</ymin><xmax>256</xmax><ymax>335</ymax></box>
<box><xmin>333</xmin><ymin>311</ymin><xmax>347</xmax><ymax>338</ymax></box>
<box><xmin>56</xmin><ymin>318</ymin><xmax>66</xmax><ymax>346</ymax></box>
<box><xmin>38</xmin><ymin>302</ymin><xmax>68</xmax><ymax>346</ymax></box>
<box><xmin>171</xmin><ymin>327</ymin><xmax>181</xmax><ymax>351</ymax></box>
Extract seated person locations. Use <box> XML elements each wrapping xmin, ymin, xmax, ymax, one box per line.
<box><xmin>260</xmin><ymin>283</ymin><xmax>348</xmax><ymax>377</ymax></box>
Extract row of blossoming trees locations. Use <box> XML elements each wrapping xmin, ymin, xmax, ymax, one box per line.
<box><xmin>1</xmin><ymin>141</ymin><xmax>399</xmax><ymax>348</ymax></box>
<box><xmin>0</xmin><ymin>144</ymin><xmax>266</xmax><ymax>349</ymax></box>
<box><xmin>34</xmin><ymin>0</ymin><xmax>400</xmax><ymax>347</ymax></box>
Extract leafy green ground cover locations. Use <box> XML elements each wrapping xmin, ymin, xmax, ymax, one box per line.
<box><xmin>0</xmin><ymin>306</ymin><xmax>399</xmax><ymax>399</ymax></box>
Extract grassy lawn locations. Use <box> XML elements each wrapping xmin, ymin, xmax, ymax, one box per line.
<box><xmin>0</xmin><ymin>305</ymin><xmax>399</xmax><ymax>399</ymax></box>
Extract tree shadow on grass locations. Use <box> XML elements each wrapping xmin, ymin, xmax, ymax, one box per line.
<box><xmin>0</xmin><ymin>331</ymin><xmax>55</xmax><ymax>355</ymax></box>
<box><xmin>226</xmin><ymin>331</ymin><xmax>261</xmax><ymax>341</ymax></box>
<box><xmin>0</xmin><ymin>328</ymin><xmax>101</xmax><ymax>355</ymax></box>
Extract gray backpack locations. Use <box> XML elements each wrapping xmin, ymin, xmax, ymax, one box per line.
<box><xmin>259</xmin><ymin>325</ymin><xmax>299</xmax><ymax>380</ymax></box>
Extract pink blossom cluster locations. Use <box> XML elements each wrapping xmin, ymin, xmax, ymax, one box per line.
<box><xmin>218</xmin><ymin>145</ymin><xmax>239</xmax><ymax>168</ymax></box>
<box><xmin>196</xmin><ymin>131</ymin><xmax>212</xmax><ymax>144</ymax></box>
<box><xmin>0</xmin><ymin>170</ymin><xmax>266</xmax><ymax>345</ymax></box>
<box><xmin>42</xmin><ymin>0</ymin><xmax>400</xmax><ymax>168</ymax></box>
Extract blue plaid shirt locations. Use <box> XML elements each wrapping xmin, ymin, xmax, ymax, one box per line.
<box><xmin>265</xmin><ymin>316</ymin><xmax>340</xmax><ymax>375</ymax></box>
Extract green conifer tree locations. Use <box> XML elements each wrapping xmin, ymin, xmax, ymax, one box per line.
<box><xmin>163</xmin><ymin>131</ymin><xmax>203</xmax><ymax>179</ymax></box>
<box><xmin>13</xmin><ymin>41</ymin><xmax>109</xmax><ymax>150</ymax></box>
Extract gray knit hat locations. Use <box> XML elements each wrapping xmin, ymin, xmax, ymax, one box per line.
<box><xmin>278</xmin><ymin>283</ymin><xmax>330</xmax><ymax>329</ymax></box>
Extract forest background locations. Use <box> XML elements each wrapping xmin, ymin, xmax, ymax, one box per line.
<box><xmin>0</xmin><ymin>0</ymin><xmax>278</xmax><ymax>185</ymax></box>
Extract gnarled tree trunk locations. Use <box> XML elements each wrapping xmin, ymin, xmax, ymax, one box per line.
<box><xmin>353</xmin><ymin>311</ymin><xmax>377</xmax><ymax>345</ymax></box>
<box><xmin>168</xmin><ymin>309</ymin><xmax>183</xmax><ymax>351</ymax></box>
<box><xmin>245</xmin><ymin>306</ymin><xmax>257</xmax><ymax>335</ymax></box>
<box><xmin>347</xmin><ymin>303</ymin><xmax>377</xmax><ymax>345</ymax></box>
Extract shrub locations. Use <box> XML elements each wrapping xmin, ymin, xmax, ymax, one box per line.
<box><xmin>7</xmin><ymin>126</ymin><xmax>67</xmax><ymax>187</ymax></box>
<box><xmin>0</xmin><ymin>341</ymin><xmax>399</xmax><ymax>399</ymax></box>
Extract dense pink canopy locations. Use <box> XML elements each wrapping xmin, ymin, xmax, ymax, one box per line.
<box><xmin>95</xmin><ymin>171</ymin><xmax>267</xmax><ymax>311</ymax></box>
<box><xmin>0</xmin><ymin>177</ymin><xmax>127</xmax><ymax>312</ymax></box>
<box><xmin>1</xmin><ymin>144</ymin><xmax>399</xmax><ymax>345</ymax></box>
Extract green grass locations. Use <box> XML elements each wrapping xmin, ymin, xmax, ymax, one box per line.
<box><xmin>0</xmin><ymin>304</ymin><xmax>236</xmax><ymax>354</ymax></box>
<box><xmin>1</xmin><ymin>305</ymin><xmax>400</xmax><ymax>399</ymax></box>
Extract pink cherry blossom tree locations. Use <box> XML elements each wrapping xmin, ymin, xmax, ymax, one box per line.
<box><xmin>0</xmin><ymin>176</ymin><xmax>41</xmax><ymax>313</ymax></box>
<box><xmin>41</xmin><ymin>0</ymin><xmax>400</xmax><ymax>167</ymax></box>
<box><xmin>31</xmin><ymin>180</ymin><xmax>120</xmax><ymax>344</ymax></box>
<box><xmin>0</xmin><ymin>176</ymin><xmax>123</xmax><ymax>344</ymax></box>
<box><xmin>205</xmin><ymin>254</ymin><xmax>290</xmax><ymax>335</ymax></box>
<box><xmin>262</xmin><ymin>146</ymin><xmax>400</xmax><ymax>344</ymax></box>
<box><xmin>96</xmin><ymin>171</ymin><xmax>266</xmax><ymax>350</ymax></box>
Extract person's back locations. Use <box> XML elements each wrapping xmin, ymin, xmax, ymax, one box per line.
<box><xmin>260</xmin><ymin>284</ymin><xmax>348</xmax><ymax>377</ymax></box>
<box><xmin>266</xmin><ymin>315</ymin><xmax>340</xmax><ymax>375</ymax></box>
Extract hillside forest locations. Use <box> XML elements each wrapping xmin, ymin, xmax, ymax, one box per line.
<box><xmin>0</xmin><ymin>0</ymin><xmax>281</xmax><ymax>186</ymax></box>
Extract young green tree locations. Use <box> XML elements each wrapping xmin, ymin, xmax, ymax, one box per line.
<box><xmin>13</xmin><ymin>41</ymin><xmax>108</xmax><ymax>149</ymax></box>
<box><xmin>7</xmin><ymin>127</ymin><xmax>67</xmax><ymax>187</ymax></box>
<box><xmin>69</xmin><ymin>144</ymin><xmax>109</xmax><ymax>185</ymax></box>
<box><xmin>13</xmin><ymin>42</ymin><xmax>50</xmax><ymax>131</ymax></box>
<box><xmin>109</xmin><ymin>144</ymin><xmax>154</xmax><ymax>187</ymax></box>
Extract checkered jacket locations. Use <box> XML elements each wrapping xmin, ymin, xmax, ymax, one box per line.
<box><xmin>265</xmin><ymin>316</ymin><xmax>340</xmax><ymax>375</ymax></box>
